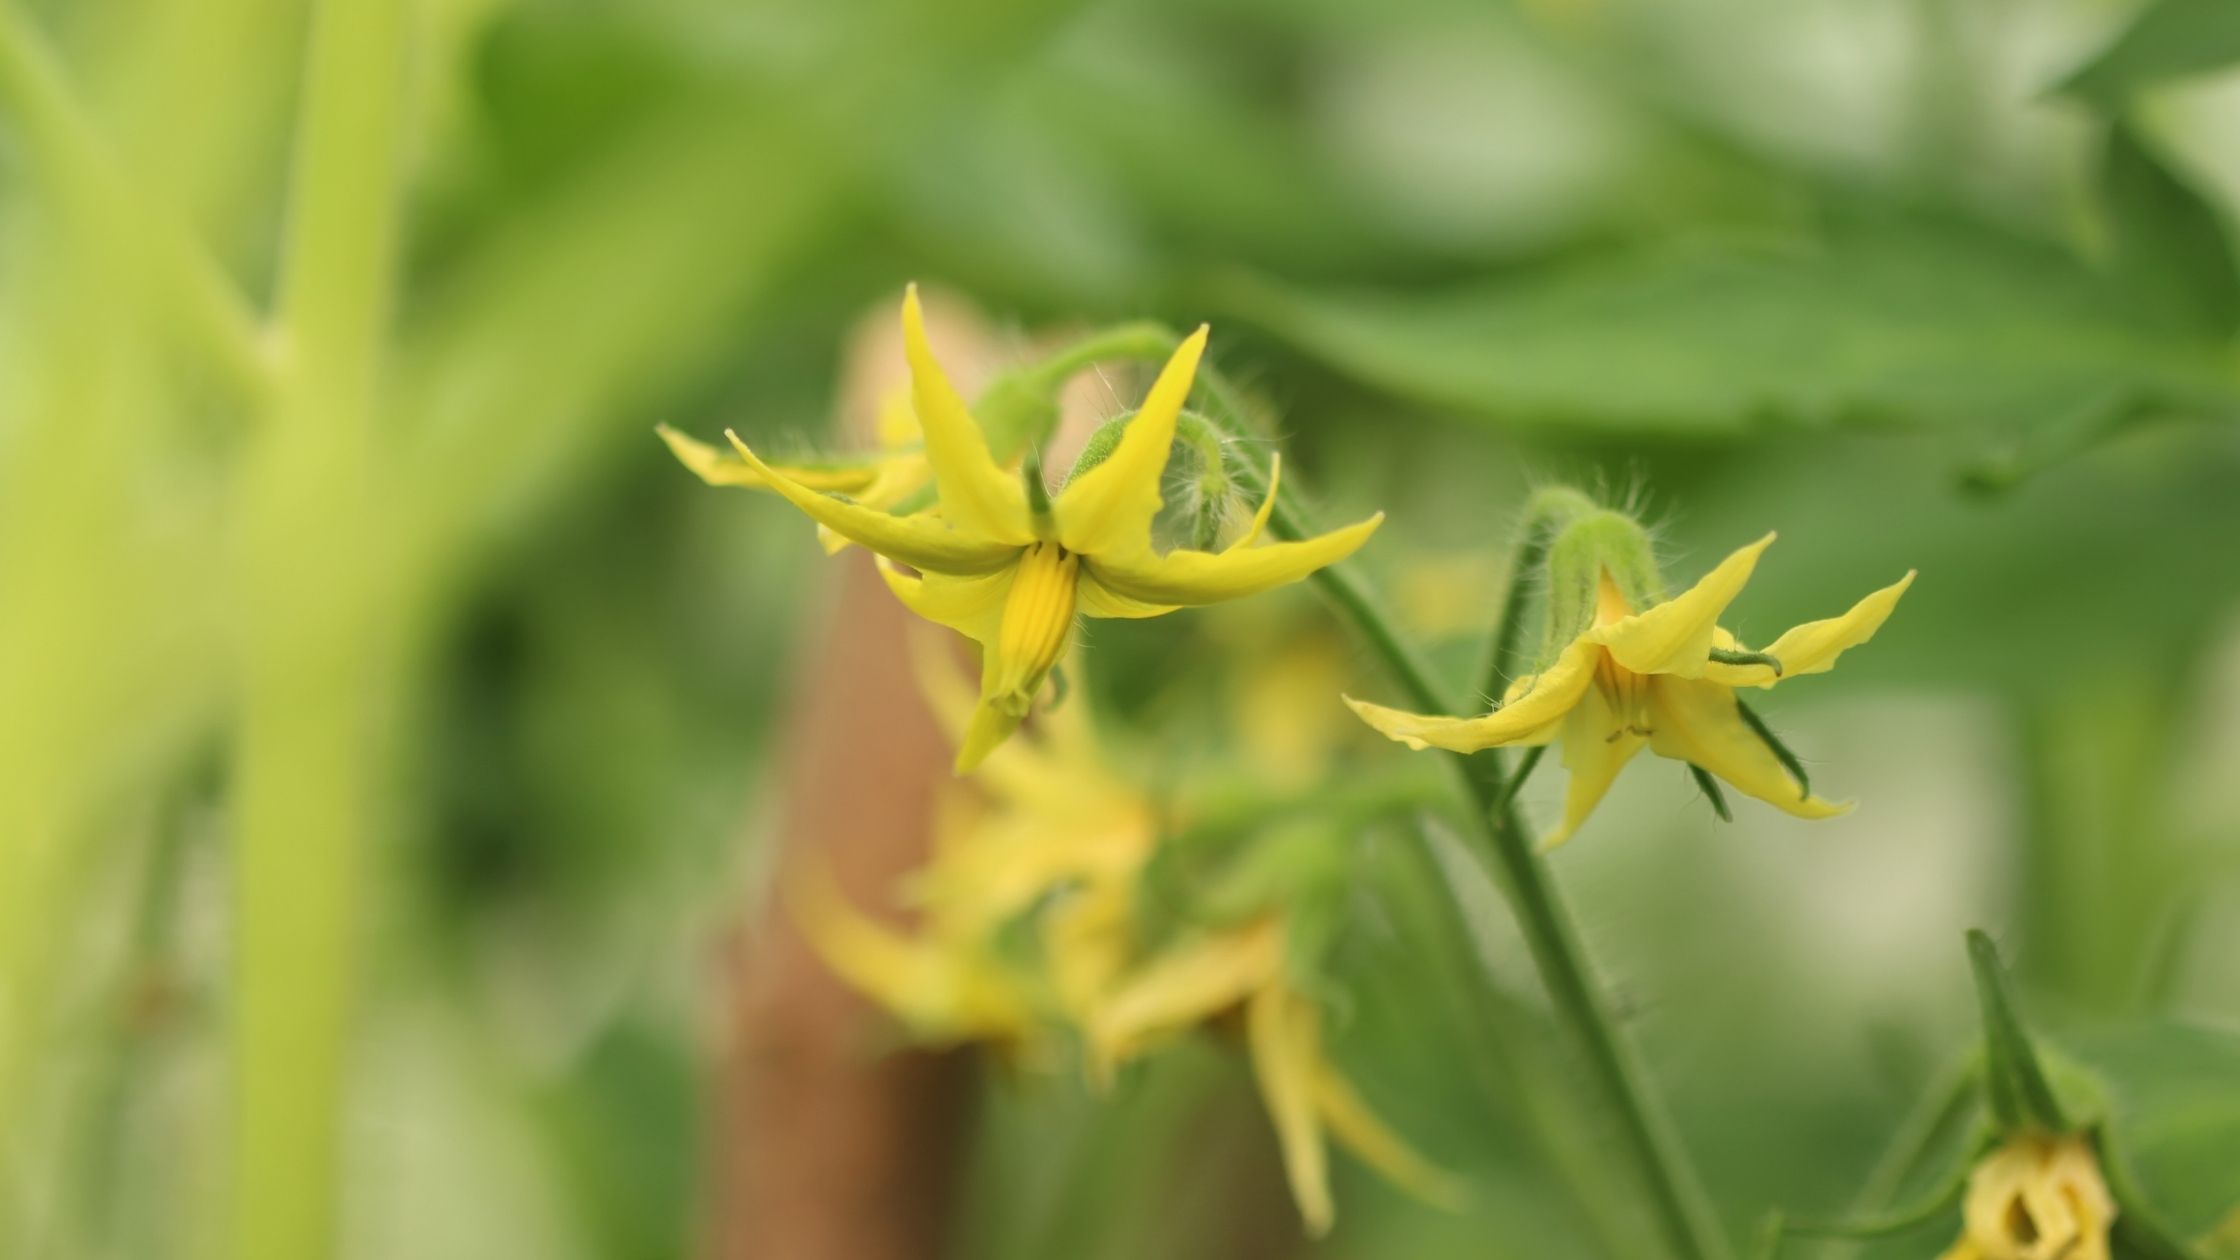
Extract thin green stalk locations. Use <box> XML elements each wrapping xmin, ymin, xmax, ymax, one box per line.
<box><xmin>1204</xmin><ymin>392</ymin><xmax>1729</xmax><ymax>1260</ymax></box>
<box><xmin>232</xmin><ymin>1</ymin><xmax>406</xmax><ymax>1257</ymax></box>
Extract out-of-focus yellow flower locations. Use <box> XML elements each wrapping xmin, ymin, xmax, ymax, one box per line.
<box><xmin>1939</xmin><ymin>1133</ymin><xmax>2116</xmax><ymax>1260</ymax></box>
<box><xmin>658</xmin><ymin>387</ymin><xmax>931</xmax><ymax>556</ymax></box>
<box><xmin>791</xmin><ymin>866</ymin><xmax>1041</xmax><ymax>1052</ymax></box>
<box><xmin>797</xmin><ymin>635</ymin><xmax>1158</xmax><ymax>1055</ymax></box>
<box><xmin>1348</xmin><ymin>529</ymin><xmax>1913</xmax><ymax>847</ymax></box>
<box><xmin>721</xmin><ymin>285</ymin><xmax>1383</xmax><ymax>771</ymax></box>
<box><xmin>1089</xmin><ymin>917</ymin><xmax>1464</xmax><ymax>1236</ymax></box>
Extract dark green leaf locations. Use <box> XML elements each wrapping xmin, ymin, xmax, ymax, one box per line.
<box><xmin>2059</xmin><ymin>0</ymin><xmax>2240</xmax><ymax>111</ymax></box>
<box><xmin>2102</xmin><ymin>120</ymin><xmax>2240</xmax><ymax>336</ymax></box>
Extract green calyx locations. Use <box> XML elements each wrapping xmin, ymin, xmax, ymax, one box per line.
<box><xmin>1539</xmin><ymin>505</ymin><xmax>1664</xmax><ymax>659</ymax></box>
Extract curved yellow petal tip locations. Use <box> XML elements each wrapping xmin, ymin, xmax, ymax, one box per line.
<box><xmin>1342</xmin><ymin>693</ymin><xmax>1434</xmax><ymax>751</ymax></box>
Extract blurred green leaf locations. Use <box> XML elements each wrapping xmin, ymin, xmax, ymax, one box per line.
<box><xmin>1213</xmin><ymin>210</ymin><xmax>2236</xmax><ymax>441</ymax></box>
<box><xmin>2059</xmin><ymin>0</ymin><xmax>2240</xmax><ymax>111</ymax></box>
<box><xmin>2067</xmin><ymin>1021</ymin><xmax>2240</xmax><ymax>1238</ymax></box>
<box><xmin>2100</xmin><ymin>120</ymin><xmax>2240</xmax><ymax>337</ymax></box>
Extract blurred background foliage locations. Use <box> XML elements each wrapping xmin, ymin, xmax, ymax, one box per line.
<box><xmin>3</xmin><ymin>0</ymin><xmax>2240</xmax><ymax>1256</ymax></box>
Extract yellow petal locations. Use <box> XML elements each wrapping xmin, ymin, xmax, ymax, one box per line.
<box><xmin>982</xmin><ymin>541</ymin><xmax>1081</xmax><ymax>715</ymax></box>
<box><xmin>1089</xmin><ymin>919</ymin><xmax>1283</xmax><ymax>1072</ymax></box>
<box><xmin>876</xmin><ymin>557</ymin><xmax>1013</xmax><ymax>644</ymax></box>
<box><xmin>1247</xmin><ymin>983</ymin><xmax>1333</xmax><ymax>1237</ymax></box>
<box><xmin>1344</xmin><ymin>638</ymin><xmax>1597</xmax><ymax>753</ymax></box>
<box><xmin>1311</xmin><ymin>1063</ymin><xmax>1467</xmax><ymax>1212</ymax></box>
<box><xmin>1228</xmin><ymin>452</ymin><xmax>1280</xmax><ymax>552</ymax></box>
<box><xmin>1647</xmin><ymin>676</ymin><xmax>1850</xmax><ymax>820</ymax></box>
<box><xmin>1706</xmin><ymin>570</ymin><xmax>1915</xmax><ymax>689</ymax></box>
<box><xmin>790</xmin><ymin>870</ymin><xmax>1029</xmax><ymax>1042</ymax></box>
<box><xmin>724</xmin><ymin>431</ymin><xmax>1019</xmax><ymax>574</ymax></box>
<box><xmin>1077</xmin><ymin>572</ymin><xmax>1176</xmax><ymax>620</ymax></box>
<box><xmin>1084</xmin><ymin>512</ymin><xmax>1383</xmax><ymax>606</ymax></box>
<box><xmin>1540</xmin><ymin>686</ymin><xmax>1648</xmax><ymax>850</ymax></box>
<box><xmin>1589</xmin><ymin>533</ymin><xmax>1773</xmax><ymax>677</ymax></box>
<box><xmin>901</xmin><ymin>285</ymin><xmax>1035</xmax><ymax>545</ymax></box>
<box><xmin>956</xmin><ymin>702</ymin><xmax>1024</xmax><ymax>775</ymax></box>
<box><xmin>1052</xmin><ymin>325</ymin><xmax>1209</xmax><ymax>555</ymax></box>
<box><xmin>659</xmin><ymin>424</ymin><xmax>878</xmax><ymax>492</ymax></box>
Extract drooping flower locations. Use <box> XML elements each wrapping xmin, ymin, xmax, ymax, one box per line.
<box><xmin>1938</xmin><ymin>1133</ymin><xmax>2116</xmax><ymax>1260</ymax></box>
<box><xmin>718</xmin><ymin>286</ymin><xmax>1382</xmax><ymax>771</ymax></box>
<box><xmin>1088</xmin><ymin>916</ymin><xmax>1465</xmax><ymax>1236</ymax></box>
<box><xmin>1347</xmin><ymin>508</ymin><xmax>1913</xmax><ymax>847</ymax></box>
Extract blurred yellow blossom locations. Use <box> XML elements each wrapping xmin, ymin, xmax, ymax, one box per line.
<box><xmin>1089</xmin><ymin>916</ymin><xmax>1464</xmax><ymax>1236</ymax></box>
<box><xmin>1939</xmin><ymin>1133</ymin><xmax>2115</xmax><ymax>1260</ymax></box>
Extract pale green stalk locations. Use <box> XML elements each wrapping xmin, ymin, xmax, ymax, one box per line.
<box><xmin>231</xmin><ymin>1</ymin><xmax>406</xmax><ymax>1256</ymax></box>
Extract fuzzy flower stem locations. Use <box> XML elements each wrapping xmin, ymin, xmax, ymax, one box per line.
<box><xmin>1200</xmin><ymin>372</ymin><xmax>1730</xmax><ymax>1260</ymax></box>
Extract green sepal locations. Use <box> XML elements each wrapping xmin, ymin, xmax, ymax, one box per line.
<box><xmin>1708</xmin><ymin>646</ymin><xmax>1783</xmax><ymax>676</ymax></box>
<box><xmin>1735</xmin><ymin>699</ymin><xmax>1812</xmax><ymax>798</ymax></box>
<box><xmin>1063</xmin><ymin>413</ymin><xmax>1131</xmax><ymax>487</ymax></box>
<box><xmin>1540</xmin><ymin>507</ymin><xmax>1663</xmax><ymax>660</ymax></box>
<box><xmin>1021</xmin><ymin>447</ymin><xmax>1054</xmax><ymax>529</ymax></box>
<box><xmin>1967</xmin><ymin>929</ymin><xmax>2072</xmax><ymax>1134</ymax></box>
<box><xmin>1687</xmin><ymin>764</ymin><xmax>1733</xmax><ymax>823</ymax></box>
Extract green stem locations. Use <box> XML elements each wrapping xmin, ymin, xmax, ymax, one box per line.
<box><xmin>1202</xmin><ymin>387</ymin><xmax>1729</xmax><ymax>1260</ymax></box>
<box><xmin>0</xmin><ymin>5</ymin><xmax>272</xmax><ymax>400</ymax></box>
<box><xmin>1023</xmin><ymin>320</ymin><xmax>1177</xmax><ymax>388</ymax></box>
<box><xmin>233</xmin><ymin>2</ymin><xmax>406</xmax><ymax>1257</ymax></box>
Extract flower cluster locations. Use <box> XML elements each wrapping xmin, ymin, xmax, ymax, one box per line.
<box><xmin>663</xmin><ymin>287</ymin><xmax>1940</xmax><ymax>1238</ymax></box>
<box><xmin>796</xmin><ymin>641</ymin><xmax>1460</xmax><ymax>1235</ymax></box>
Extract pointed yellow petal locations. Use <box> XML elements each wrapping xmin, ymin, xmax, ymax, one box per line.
<box><xmin>1706</xmin><ymin>571</ymin><xmax>1915</xmax><ymax>689</ymax></box>
<box><xmin>1052</xmin><ymin>325</ymin><xmax>1209</xmax><ymax>555</ymax></box>
<box><xmin>1248</xmin><ymin>984</ymin><xmax>1333</xmax><ymax>1237</ymax></box>
<box><xmin>1589</xmin><ymin>533</ymin><xmax>1773</xmax><ymax>677</ymax></box>
<box><xmin>1089</xmin><ymin>919</ymin><xmax>1282</xmax><ymax>1071</ymax></box>
<box><xmin>659</xmin><ymin>424</ymin><xmax>877</xmax><ymax>492</ymax></box>
<box><xmin>1540</xmin><ymin>688</ymin><xmax>1648</xmax><ymax>850</ymax></box>
<box><xmin>1227</xmin><ymin>452</ymin><xmax>1280</xmax><ymax>552</ymax></box>
<box><xmin>724</xmin><ymin>431</ymin><xmax>1019</xmax><ymax>574</ymax></box>
<box><xmin>1647</xmin><ymin>676</ymin><xmax>1851</xmax><ymax>820</ymax></box>
<box><xmin>875</xmin><ymin>556</ymin><xmax>1013</xmax><ymax>644</ymax></box>
<box><xmin>956</xmin><ymin>701</ymin><xmax>1024</xmax><ymax>775</ymax></box>
<box><xmin>1311</xmin><ymin>1064</ymin><xmax>1467</xmax><ymax>1212</ymax></box>
<box><xmin>1344</xmin><ymin>639</ymin><xmax>1597</xmax><ymax>753</ymax></box>
<box><xmin>1076</xmin><ymin>572</ymin><xmax>1176</xmax><ymax>620</ymax></box>
<box><xmin>1084</xmin><ymin>512</ymin><xmax>1383</xmax><ymax>606</ymax></box>
<box><xmin>900</xmin><ymin>285</ymin><xmax>1035</xmax><ymax>545</ymax></box>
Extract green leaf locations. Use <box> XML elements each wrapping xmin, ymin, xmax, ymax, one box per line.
<box><xmin>2101</xmin><ymin>120</ymin><xmax>2240</xmax><ymax>336</ymax></box>
<box><xmin>2059</xmin><ymin>0</ymin><xmax>2240</xmax><ymax>112</ymax></box>
<box><xmin>2066</xmin><ymin>1021</ymin><xmax>2240</xmax><ymax>1238</ymax></box>
<box><xmin>1212</xmin><ymin>211</ymin><xmax>2236</xmax><ymax>441</ymax></box>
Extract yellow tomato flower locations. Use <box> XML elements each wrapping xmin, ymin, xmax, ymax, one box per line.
<box><xmin>1939</xmin><ymin>1133</ymin><xmax>2116</xmax><ymax>1260</ymax></box>
<box><xmin>1089</xmin><ymin>917</ymin><xmax>1465</xmax><ymax>1236</ymax></box>
<box><xmin>724</xmin><ymin>285</ymin><xmax>1384</xmax><ymax>771</ymax></box>
<box><xmin>1347</xmin><ymin>530</ymin><xmax>1914</xmax><ymax>847</ymax></box>
<box><xmin>658</xmin><ymin>386</ymin><xmax>930</xmax><ymax>556</ymax></box>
